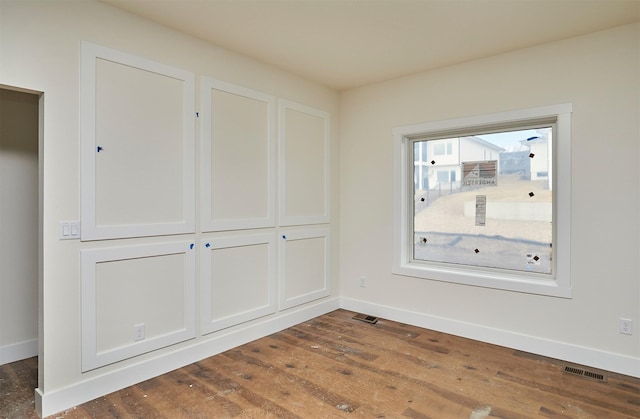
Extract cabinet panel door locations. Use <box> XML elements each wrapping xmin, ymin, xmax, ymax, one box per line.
<box><xmin>81</xmin><ymin>42</ymin><xmax>195</xmax><ymax>240</ymax></box>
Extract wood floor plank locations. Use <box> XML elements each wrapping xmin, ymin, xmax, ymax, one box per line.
<box><xmin>496</xmin><ymin>370</ymin><xmax>638</xmax><ymax>418</ymax></box>
<box><xmin>219</xmin><ymin>348</ymin><xmax>354</xmax><ymax>416</ymax></box>
<box><xmin>184</xmin><ymin>359</ymin><xmax>300</xmax><ymax>418</ymax></box>
<box><xmin>3</xmin><ymin>309</ymin><xmax>639</xmax><ymax>418</ymax></box>
<box><xmin>243</xmin><ymin>335</ymin><xmax>445</xmax><ymax>417</ymax></box>
<box><xmin>271</xmin><ymin>323</ymin><xmax>529</xmax><ymax>418</ymax></box>
<box><xmin>160</xmin><ymin>368</ymin><xmax>247</xmax><ymax>418</ymax></box>
<box><xmin>286</xmin><ymin>316</ymin><xmax>538</xmax><ymax>416</ymax></box>
<box><xmin>0</xmin><ymin>357</ymin><xmax>38</xmax><ymax>419</ymax></box>
<box><xmin>315</xmin><ymin>313</ymin><xmax>640</xmax><ymax>418</ymax></box>
<box><xmin>270</xmin><ymin>336</ymin><xmax>465</xmax><ymax>418</ymax></box>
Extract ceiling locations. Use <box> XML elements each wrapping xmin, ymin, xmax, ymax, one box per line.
<box><xmin>100</xmin><ymin>0</ymin><xmax>640</xmax><ymax>91</ymax></box>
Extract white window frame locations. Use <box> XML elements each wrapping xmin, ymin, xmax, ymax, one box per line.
<box><xmin>392</xmin><ymin>104</ymin><xmax>572</xmax><ymax>298</ymax></box>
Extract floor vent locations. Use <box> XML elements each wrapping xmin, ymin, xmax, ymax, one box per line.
<box><xmin>563</xmin><ymin>366</ymin><xmax>606</xmax><ymax>382</ymax></box>
<box><xmin>352</xmin><ymin>313</ymin><xmax>379</xmax><ymax>324</ymax></box>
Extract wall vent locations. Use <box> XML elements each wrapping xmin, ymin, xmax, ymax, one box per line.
<box><xmin>563</xmin><ymin>366</ymin><xmax>606</xmax><ymax>382</ymax></box>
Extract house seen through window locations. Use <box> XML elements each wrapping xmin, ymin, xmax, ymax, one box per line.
<box><xmin>413</xmin><ymin>127</ymin><xmax>553</xmax><ymax>274</ymax></box>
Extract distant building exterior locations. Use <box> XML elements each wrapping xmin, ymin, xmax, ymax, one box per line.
<box><xmin>414</xmin><ymin>136</ymin><xmax>504</xmax><ymax>191</ymax></box>
<box><xmin>499</xmin><ymin>150</ymin><xmax>530</xmax><ymax>176</ymax></box>
<box><xmin>415</xmin><ymin>133</ymin><xmax>552</xmax><ymax>192</ymax></box>
<box><xmin>525</xmin><ymin>136</ymin><xmax>551</xmax><ymax>188</ymax></box>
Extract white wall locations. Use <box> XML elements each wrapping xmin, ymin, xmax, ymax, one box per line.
<box><xmin>340</xmin><ymin>23</ymin><xmax>639</xmax><ymax>375</ymax></box>
<box><xmin>0</xmin><ymin>1</ymin><xmax>340</xmax><ymax>416</ymax></box>
<box><xmin>0</xmin><ymin>88</ymin><xmax>39</xmax><ymax>364</ymax></box>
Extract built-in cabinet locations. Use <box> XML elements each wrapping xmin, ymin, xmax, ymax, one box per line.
<box><xmin>79</xmin><ymin>42</ymin><xmax>331</xmax><ymax>371</ymax></box>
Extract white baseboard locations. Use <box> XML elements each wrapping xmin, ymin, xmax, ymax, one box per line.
<box><xmin>340</xmin><ymin>297</ymin><xmax>640</xmax><ymax>379</ymax></box>
<box><xmin>36</xmin><ymin>297</ymin><xmax>339</xmax><ymax>418</ymax></box>
<box><xmin>0</xmin><ymin>338</ymin><xmax>37</xmax><ymax>366</ymax></box>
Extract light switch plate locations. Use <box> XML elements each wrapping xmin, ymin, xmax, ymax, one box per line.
<box><xmin>59</xmin><ymin>221</ymin><xmax>80</xmax><ymax>240</ymax></box>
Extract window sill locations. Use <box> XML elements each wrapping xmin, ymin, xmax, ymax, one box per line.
<box><xmin>392</xmin><ymin>261</ymin><xmax>572</xmax><ymax>298</ymax></box>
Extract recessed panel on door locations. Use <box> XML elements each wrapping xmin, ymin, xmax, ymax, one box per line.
<box><xmin>279</xmin><ymin>100</ymin><xmax>330</xmax><ymax>226</ymax></box>
<box><xmin>279</xmin><ymin>227</ymin><xmax>330</xmax><ymax>310</ymax></box>
<box><xmin>81</xmin><ymin>42</ymin><xmax>195</xmax><ymax>240</ymax></box>
<box><xmin>200</xmin><ymin>233</ymin><xmax>276</xmax><ymax>334</ymax></box>
<box><xmin>201</xmin><ymin>78</ymin><xmax>275</xmax><ymax>231</ymax></box>
<box><xmin>81</xmin><ymin>241</ymin><xmax>196</xmax><ymax>371</ymax></box>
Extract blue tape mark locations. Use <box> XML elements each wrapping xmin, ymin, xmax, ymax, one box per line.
<box><xmin>526</xmin><ymin>136</ymin><xmax>540</xmax><ymax>142</ymax></box>
<box><xmin>189</xmin><ymin>243</ymin><xmax>194</xmax><ymax>250</ymax></box>
<box><xmin>205</xmin><ymin>243</ymin><xmax>211</xmax><ymax>248</ymax></box>
<box><xmin>282</xmin><ymin>235</ymin><xmax>286</xmax><ymax>239</ymax></box>
<box><xmin>97</xmin><ymin>146</ymin><xmax>103</xmax><ymax>152</ymax></box>
<box><xmin>196</xmin><ymin>112</ymin><xmax>199</xmax><ymax>118</ymax></box>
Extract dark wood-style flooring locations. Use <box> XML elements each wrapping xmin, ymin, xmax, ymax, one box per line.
<box><xmin>2</xmin><ymin>309</ymin><xmax>639</xmax><ymax>418</ymax></box>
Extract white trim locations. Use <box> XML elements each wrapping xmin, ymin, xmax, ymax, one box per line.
<box><xmin>200</xmin><ymin>78</ymin><xmax>276</xmax><ymax>231</ymax></box>
<box><xmin>0</xmin><ymin>338</ymin><xmax>37</xmax><ymax>366</ymax></box>
<box><xmin>80</xmin><ymin>41</ymin><xmax>195</xmax><ymax>240</ymax></box>
<box><xmin>81</xmin><ymin>241</ymin><xmax>197</xmax><ymax>372</ymax></box>
<box><xmin>393</xmin><ymin>103</ymin><xmax>572</xmax><ymax>138</ymax></box>
<box><xmin>36</xmin><ymin>298</ymin><xmax>339</xmax><ymax>418</ymax></box>
<box><xmin>278</xmin><ymin>99</ymin><xmax>330</xmax><ymax>226</ymax></box>
<box><xmin>340</xmin><ymin>297</ymin><xmax>640</xmax><ymax>378</ymax></box>
<box><xmin>392</xmin><ymin>104</ymin><xmax>572</xmax><ymax>297</ymax></box>
<box><xmin>278</xmin><ymin>227</ymin><xmax>331</xmax><ymax>310</ymax></box>
<box><xmin>200</xmin><ymin>232</ymin><xmax>277</xmax><ymax>334</ymax></box>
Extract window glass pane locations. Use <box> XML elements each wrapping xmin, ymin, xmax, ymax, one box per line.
<box><xmin>413</xmin><ymin>127</ymin><xmax>553</xmax><ymax>275</ymax></box>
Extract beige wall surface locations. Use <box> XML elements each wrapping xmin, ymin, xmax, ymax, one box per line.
<box><xmin>0</xmin><ymin>0</ymin><xmax>340</xmax><ymax>401</ymax></box>
<box><xmin>0</xmin><ymin>89</ymin><xmax>39</xmax><ymax>352</ymax></box>
<box><xmin>340</xmin><ymin>23</ymin><xmax>639</xmax><ymax>359</ymax></box>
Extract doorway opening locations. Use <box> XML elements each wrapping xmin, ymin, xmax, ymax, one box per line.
<box><xmin>0</xmin><ymin>85</ymin><xmax>43</xmax><ymax>414</ymax></box>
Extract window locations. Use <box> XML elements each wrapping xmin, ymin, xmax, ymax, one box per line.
<box><xmin>416</xmin><ymin>127</ymin><xmax>551</xmax><ymax>273</ymax></box>
<box><xmin>393</xmin><ymin>104</ymin><xmax>572</xmax><ymax>297</ymax></box>
<box><xmin>433</xmin><ymin>140</ymin><xmax>453</xmax><ymax>156</ymax></box>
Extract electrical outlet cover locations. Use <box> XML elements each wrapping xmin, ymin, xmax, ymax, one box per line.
<box><xmin>619</xmin><ymin>318</ymin><xmax>632</xmax><ymax>335</ymax></box>
<box><xmin>134</xmin><ymin>323</ymin><xmax>145</xmax><ymax>341</ymax></box>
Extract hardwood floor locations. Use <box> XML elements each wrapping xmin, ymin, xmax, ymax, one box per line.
<box><xmin>2</xmin><ymin>309</ymin><xmax>639</xmax><ymax>418</ymax></box>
